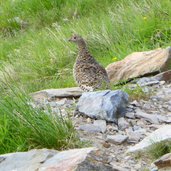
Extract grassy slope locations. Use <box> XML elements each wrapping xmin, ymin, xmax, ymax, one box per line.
<box><xmin>0</xmin><ymin>0</ymin><xmax>171</xmax><ymax>154</ymax></box>
<box><xmin>1</xmin><ymin>0</ymin><xmax>171</xmax><ymax>93</ymax></box>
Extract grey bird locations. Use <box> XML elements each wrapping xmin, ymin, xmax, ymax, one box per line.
<box><xmin>69</xmin><ymin>34</ymin><xmax>110</xmax><ymax>92</ymax></box>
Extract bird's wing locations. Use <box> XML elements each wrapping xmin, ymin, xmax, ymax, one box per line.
<box><xmin>77</xmin><ymin>63</ymin><xmax>109</xmax><ymax>86</ymax></box>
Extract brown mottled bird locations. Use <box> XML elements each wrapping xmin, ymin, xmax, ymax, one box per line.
<box><xmin>69</xmin><ymin>34</ymin><xmax>110</xmax><ymax>92</ymax></box>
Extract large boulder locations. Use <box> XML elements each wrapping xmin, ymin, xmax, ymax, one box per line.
<box><xmin>106</xmin><ymin>47</ymin><xmax>171</xmax><ymax>84</ymax></box>
<box><xmin>0</xmin><ymin>148</ymin><xmax>113</xmax><ymax>171</ymax></box>
<box><xmin>77</xmin><ymin>90</ymin><xmax>129</xmax><ymax>122</ymax></box>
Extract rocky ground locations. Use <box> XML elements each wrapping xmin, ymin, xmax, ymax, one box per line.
<box><xmin>29</xmin><ymin>76</ymin><xmax>171</xmax><ymax>171</ymax></box>
<box><xmin>73</xmin><ymin>82</ymin><xmax>171</xmax><ymax>171</ymax></box>
<box><xmin>1</xmin><ymin>48</ymin><xmax>171</xmax><ymax>171</ymax></box>
<box><xmin>1</xmin><ymin>47</ymin><xmax>171</xmax><ymax>170</ymax></box>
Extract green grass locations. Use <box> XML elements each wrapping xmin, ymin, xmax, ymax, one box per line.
<box><xmin>147</xmin><ymin>141</ymin><xmax>171</xmax><ymax>160</ymax></box>
<box><xmin>0</xmin><ymin>0</ymin><xmax>171</xmax><ymax>154</ymax></box>
<box><xmin>0</xmin><ymin>0</ymin><xmax>171</xmax><ymax>92</ymax></box>
<box><xmin>0</xmin><ymin>83</ymin><xmax>83</xmax><ymax>154</ymax></box>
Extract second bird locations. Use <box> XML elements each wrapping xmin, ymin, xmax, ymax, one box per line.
<box><xmin>69</xmin><ymin>34</ymin><xmax>110</xmax><ymax>92</ymax></box>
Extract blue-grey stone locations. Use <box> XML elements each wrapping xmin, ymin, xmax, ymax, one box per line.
<box><xmin>77</xmin><ymin>90</ymin><xmax>129</xmax><ymax>123</ymax></box>
<box><xmin>78</xmin><ymin>124</ymin><xmax>101</xmax><ymax>133</ymax></box>
<box><xmin>136</xmin><ymin>77</ymin><xmax>159</xmax><ymax>87</ymax></box>
<box><xmin>93</xmin><ymin>120</ymin><xmax>107</xmax><ymax>133</ymax></box>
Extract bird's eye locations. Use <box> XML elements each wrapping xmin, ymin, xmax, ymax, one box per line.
<box><xmin>73</xmin><ymin>36</ymin><xmax>76</xmax><ymax>39</ymax></box>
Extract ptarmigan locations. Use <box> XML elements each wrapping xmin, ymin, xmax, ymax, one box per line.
<box><xmin>69</xmin><ymin>34</ymin><xmax>110</xmax><ymax>92</ymax></box>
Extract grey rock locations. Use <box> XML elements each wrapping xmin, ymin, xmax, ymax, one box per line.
<box><xmin>163</xmin><ymin>104</ymin><xmax>169</xmax><ymax>109</ymax></box>
<box><xmin>137</xmin><ymin>77</ymin><xmax>160</xmax><ymax>87</ymax></box>
<box><xmin>127</xmin><ymin>132</ymin><xmax>142</xmax><ymax>143</ymax></box>
<box><xmin>77</xmin><ymin>90</ymin><xmax>129</xmax><ymax>123</ymax></box>
<box><xmin>157</xmin><ymin>115</ymin><xmax>171</xmax><ymax>123</ymax></box>
<box><xmin>143</xmin><ymin>103</ymin><xmax>151</xmax><ymax>110</ymax></box>
<box><xmin>31</xmin><ymin>87</ymin><xmax>83</xmax><ymax>103</ymax></box>
<box><xmin>125</xmin><ymin>112</ymin><xmax>135</xmax><ymax>119</ymax></box>
<box><xmin>168</xmin><ymin>106</ymin><xmax>171</xmax><ymax>112</ymax></box>
<box><xmin>107</xmin><ymin>134</ymin><xmax>128</xmax><ymax>144</ymax></box>
<box><xmin>49</xmin><ymin>101</ymin><xmax>57</xmax><ymax>107</ymax></box>
<box><xmin>55</xmin><ymin>98</ymin><xmax>68</xmax><ymax>106</ymax></box>
<box><xmin>79</xmin><ymin>124</ymin><xmax>102</xmax><ymax>133</ymax></box>
<box><xmin>149</xmin><ymin>124</ymin><xmax>161</xmax><ymax>131</ymax></box>
<box><xmin>127</xmin><ymin>125</ymin><xmax>171</xmax><ymax>153</ymax></box>
<box><xmin>134</xmin><ymin>129</ymin><xmax>147</xmax><ymax>135</ymax></box>
<box><xmin>127</xmin><ymin>130</ymin><xmax>145</xmax><ymax>143</ymax></box>
<box><xmin>127</xmin><ymin>106</ymin><xmax>135</xmax><ymax>112</ymax></box>
<box><xmin>155</xmin><ymin>87</ymin><xmax>171</xmax><ymax>101</ymax></box>
<box><xmin>130</xmin><ymin>100</ymin><xmax>140</xmax><ymax>107</ymax></box>
<box><xmin>118</xmin><ymin>117</ymin><xmax>129</xmax><ymax>130</ymax></box>
<box><xmin>135</xmin><ymin>109</ymin><xmax>159</xmax><ymax>124</ymax></box>
<box><xmin>110</xmin><ymin>163</ymin><xmax>128</xmax><ymax>171</ymax></box>
<box><xmin>136</xmin><ymin>119</ymin><xmax>147</xmax><ymax>128</ymax></box>
<box><xmin>133</xmin><ymin>125</ymin><xmax>142</xmax><ymax>131</ymax></box>
<box><xmin>0</xmin><ymin>148</ymin><xmax>113</xmax><ymax>171</ymax></box>
<box><xmin>93</xmin><ymin>120</ymin><xmax>107</xmax><ymax>133</ymax></box>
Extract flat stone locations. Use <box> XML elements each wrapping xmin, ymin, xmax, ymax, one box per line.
<box><xmin>31</xmin><ymin>87</ymin><xmax>83</xmax><ymax>103</ymax></box>
<box><xmin>133</xmin><ymin>125</ymin><xmax>142</xmax><ymax>131</ymax></box>
<box><xmin>77</xmin><ymin>90</ymin><xmax>129</xmax><ymax>122</ymax></box>
<box><xmin>127</xmin><ymin>130</ymin><xmax>145</xmax><ymax>143</ymax></box>
<box><xmin>118</xmin><ymin>117</ymin><xmax>129</xmax><ymax>130</ymax></box>
<box><xmin>135</xmin><ymin>109</ymin><xmax>159</xmax><ymax>124</ymax></box>
<box><xmin>106</xmin><ymin>47</ymin><xmax>171</xmax><ymax>83</ymax></box>
<box><xmin>130</xmin><ymin>100</ymin><xmax>140</xmax><ymax>107</ymax></box>
<box><xmin>93</xmin><ymin>120</ymin><xmax>107</xmax><ymax>133</ymax></box>
<box><xmin>110</xmin><ymin>163</ymin><xmax>128</xmax><ymax>171</ymax></box>
<box><xmin>127</xmin><ymin>133</ymin><xmax>141</xmax><ymax>143</ymax></box>
<box><xmin>136</xmin><ymin>77</ymin><xmax>160</xmax><ymax>87</ymax></box>
<box><xmin>125</xmin><ymin>112</ymin><xmax>135</xmax><ymax>119</ymax></box>
<box><xmin>157</xmin><ymin>115</ymin><xmax>171</xmax><ymax>123</ymax></box>
<box><xmin>155</xmin><ymin>87</ymin><xmax>171</xmax><ymax>101</ymax></box>
<box><xmin>0</xmin><ymin>148</ymin><xmax>113</xmax><ymax>171</ymax></box>
<box><xmin>78</xmin><ymin>124</ymin><xmax>102</xmax><ymax>133</ymax></box>
<box><xmin>127</xmin><ymin>125</ymin><xmax>171</xmax><ymax>153</ymax></box>
<box><xmin>107</xmin><ymin>134</ymin><xmax>128</xmax><ymax>144</ymax></box>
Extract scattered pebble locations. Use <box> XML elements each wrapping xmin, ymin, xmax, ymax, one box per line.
<box><xmin>93</xmin><ymin>120</ymin><xmax>107</xmax><ymax>133</ymax></box>
<box><xmin>107</xmin><ymin>134</ymin><xmax>128</xmax><ymax>144</ymax></box>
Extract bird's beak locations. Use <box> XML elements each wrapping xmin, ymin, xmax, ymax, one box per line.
<box><xmin>68</xmin><ymin>38</ymin><xmax>72</xmax><ymax>42</ymax></box>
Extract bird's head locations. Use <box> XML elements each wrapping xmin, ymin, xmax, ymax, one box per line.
<box><xmin>68</xmin><ymin>34</ymin><xmax>84</xmax><ymax>44</ymax></box>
